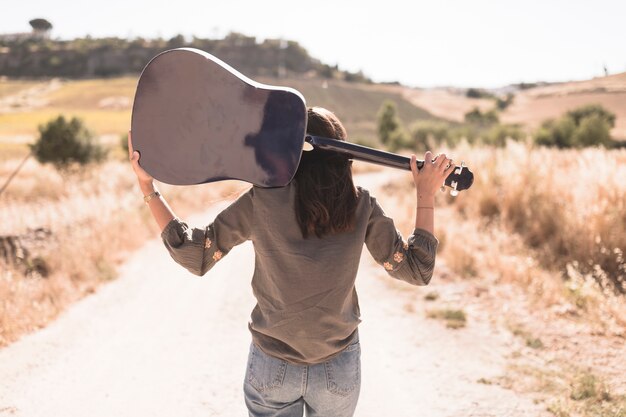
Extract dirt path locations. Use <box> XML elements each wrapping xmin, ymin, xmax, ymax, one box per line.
<box><xmin>0</xmin><ymin>187</ymin><xmax>549</xmax><ymax>417</ymax></box>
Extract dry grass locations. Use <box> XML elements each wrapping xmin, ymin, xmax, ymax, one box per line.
<box><xmin>0</xmin><ymin>155</ymin><xmax>247</xmax><ymax>347</ymax></box>
<box><xmin>0</xmin><ymin>79</ymin><xmax>42</xmax><ymax>98</ymax></box>
<box><xmin>44</xmin><ymin>77</ymin><xmax>136</xmax><ymax>109</ymax></box>
<box><xmin>0</xmin><ymin>142</ymin><xmax>30</xmax><ymax>161</ymax></box>
<box><xmin>377</xmin><ymin>141</ymin><xmax>626</xmax><ymax>332</ymax></box>
<box><xmin>504</xmin><ymin>361</ymin><xmax>626</xmax><ymax>417</ymax></box>
<box><xmin>450</xmin><ymin>141</ymin><xmax>626</xmax><ymax>296</ymax></box>
<box><xmin>0</xmin><ymin>109</ymin><xmax>131</xmax><ymax>136</ymax></box>
<box><xmin>426</xmin><ymin>308</ymin><xmax>467</xmax><ymax>329</ymax></box>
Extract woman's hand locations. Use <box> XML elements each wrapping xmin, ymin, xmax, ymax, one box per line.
<box><xmin>128</xmin><ymin>130</ymin><xmax>154</xmax><ymax>187</ymax></box>
<box><xmin>410</xmin><ymin>151</ymin><xmax>455</xmax><ymax>200</ymax></box>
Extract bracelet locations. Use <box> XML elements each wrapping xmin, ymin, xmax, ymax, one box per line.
<box><xmin>143</xmin><ymin>190</ymin><xmax>161</xmax><ymax>204</ymax></box>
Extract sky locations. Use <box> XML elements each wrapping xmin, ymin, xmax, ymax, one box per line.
<box><xmin>2</xmin><ymin>0</ymin><xmax>625</xmax><ymax>88</ymax></box>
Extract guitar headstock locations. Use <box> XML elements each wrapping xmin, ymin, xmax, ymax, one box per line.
<box><xmin>444</xmin><ymin>162</ymin><xmax>474</xmax><ymax>196</ymax></box>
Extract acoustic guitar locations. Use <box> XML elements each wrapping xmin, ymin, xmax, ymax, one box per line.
<box><xmin>131</xmin><ymin>48</ymin><xmax>473</xmax><ymax>195</ymax></box>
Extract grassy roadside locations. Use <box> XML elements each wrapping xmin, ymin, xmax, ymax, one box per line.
<box><xmin>0</xmin><ymin>154</ymin><xmax>247</xmax><ymax>347</ymax></box>
<box><xmin>374</xmin><ymin>142</ymin><xmax>626</xmax><ymax>417</ymax></box>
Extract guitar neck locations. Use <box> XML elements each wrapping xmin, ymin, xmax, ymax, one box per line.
<box><xmin>305</xmin><ymin>135</ymin><xmax>423</xmax><ymax>171</ymax></box>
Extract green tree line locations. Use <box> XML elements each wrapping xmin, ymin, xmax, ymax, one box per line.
<box><xmin>0</xmin><ymin>32</ymin><xmax>370</xmax><ymax>82</ymax></box>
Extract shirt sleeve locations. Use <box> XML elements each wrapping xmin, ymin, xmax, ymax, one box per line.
<box><xmin>364</xmin><ymin>194</ymin><xmax>438</xmax><ymax>286</ymax></box>
<box><xmin>160</xmin><ymin>188</ymin><xmax>254</xmax><ymax>276</ymax></box>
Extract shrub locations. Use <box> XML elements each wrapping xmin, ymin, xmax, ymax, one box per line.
<box><xmin>387</xmin><ymin>129</ymin><xmax>412</xmax><ymax>152</ymax></box>
<box><xmin>464</xmin><ymin>107</ymin><xmax>499</xmax><ymax>126</ymax></box>
<box><xmin>483</xmin><ymin>124</ymin><xmax>525</xmax><ymax>147</ymax></box>
<box><xmin>567</xmin><ymin>104</ymin><xmax>615</xmax><ymax>128</ymax></box>
<box><xmin>495</xmin><ymin>93</ymin><xmax>515</xmax><ymax>110</ymax></box>
<box><xmin>410</xmin><ymin>120</ymin><xmax>456</xmax><ymax>151</ymax></box>
<box><xmin>572</xmin><ymin>114</ymin><xmax>613</xmax><ymax>147</ymax></box>
<box><xmin>466</xmin><ymin>88</ymin><xmax>494</xmax><ymax>99</ymax></box>
<box><xmin>120</xmin><ymin>132</ymin><xmax>129</xmax><ymax>153</ymax></box>
<box><xmin>534</xmin><ymin>104</ymin><xmax>615</xmax><ymax>148</ymax></box>
<box><xmin>535</xmin><ymin>117</ymin><xmax>577</xmax><ymax>148</ymax></box>
<box><xmin>30</xmin><ymin>115</ymin><xmax>107</xmax><ymax>169</ymax></box>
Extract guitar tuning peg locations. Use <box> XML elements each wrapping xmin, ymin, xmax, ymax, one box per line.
<box><xmin>450</xmin><ymin>180</ymin><xmax>459</xmax><ymax>197</ymax></box>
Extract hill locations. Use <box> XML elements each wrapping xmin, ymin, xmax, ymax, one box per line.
<box><xmin>500</xmin><ymin>72</ymin><xmax>626</xmax><ymax>139</ymax></box>
<box><xmin>401</xmin><ymin>72</ymin><xmax>626</xmax><ymax>140</ymax></box>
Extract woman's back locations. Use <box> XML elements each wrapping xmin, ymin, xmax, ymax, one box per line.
<box><xmin>161</xmin><ymin>180</ymin><xmax>438</xmax><ymax>364</ymax></box>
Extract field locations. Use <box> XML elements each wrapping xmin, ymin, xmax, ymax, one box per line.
<box><xmin>1</xmin><ymin>74</ymin><xmax>626</xmax><ymax>416</ymax></box>
<box><xmin>0</xmin><ymin>76</ymin><xmax>441</xmax><ymax>144</ymax></box>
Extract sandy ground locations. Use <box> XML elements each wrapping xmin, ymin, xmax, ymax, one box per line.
<box><xmin>0</xmin><ymin>191</ymin><xmax>551</xmax><ymax>417</ymax></box>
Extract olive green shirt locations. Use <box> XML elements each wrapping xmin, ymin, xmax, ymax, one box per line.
<box><xmin>161</xmin><ymin>183</ymin><xmax>438</xmax><ymax>364</ymax></box>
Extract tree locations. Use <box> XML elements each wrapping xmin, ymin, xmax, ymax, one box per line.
<box><xmin>29</xmin><ymin>18</ymin><xmax>53</xmax><ymax>32</ymax></box>
<box><xmin>377</xmin><ymin>101</ymin><xmax>401</xmax><ymax>146</ymax></box>
<box><xmin>30</xmin><ymin>116</ymin><xmax>107</xmax><ymax>169</ymax></box>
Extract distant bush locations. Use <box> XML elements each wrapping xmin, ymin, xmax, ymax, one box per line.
<box><xmin>464</xmin><ymin>107</ymin><xmax>499</xmax><ymax>126</ymax></box>
<box><xmin>495</xmin><ymin>93</ymin><xmax>515</xmax><ymax>110</ymax></box>
<box><xmin>409</xmin><ymin>119</ymin><xmax>523</xmax><ymax>149</ymax></box>
<box><xmin>31</xmin><ymin>116</ymin><xmax>107</xmax><ymax>168</ymax></box>
<box><xmin>466</xmin><ymin>88</ymin><xmax>495</xmax><ymax>99</ymax></box>
<box><xmin>387</xmin><ymin>129</ymin><xmax>412</xmax><ymax>152</ymax></box>
<box><xmin>343</xmin><ymin>70</ymin><xmax>370</xmax><ymax>83</ymax></box>
<box><xmin>483</xmin><ymin>124</ymin><xmax>525</xmax><ymax>147</ymax></box>
<box><xmin>514</xmin><ymin>82</ymin><xmax>539</xmax><ymax>90</ymax></box>
<box><xmin>566</xmin><ymin>104</ymin><xmax>615</xmax><ymax>128</ymax></box>
<box><xmin>534</xmin><ymin>104</ymin><xmax>615</xmax><ymax>148</ymax></box>
<box><xmin>120</xmin><ymin>132</ymin><xmax>129</xmax><ymax>153</ymax></box>
<box><xmin>410</xmin><ymin>120</ymin><xmax>458</xmax><ymax>151</ymax></box>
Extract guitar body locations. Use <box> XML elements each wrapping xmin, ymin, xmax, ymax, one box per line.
<box><xmin>132</xmin><ymin>48</ymin><xmax>474</xmax><ymax>193</ymax></box>
<box><xmin>131</xmin><ymin>48</ymin><xmax>307</xmax><ymax>187</ymax></box>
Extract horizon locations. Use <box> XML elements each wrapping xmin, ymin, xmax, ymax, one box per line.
<box><xmin>1</xmin><ymin>0</ymin><xmax>625</xmax><ymax>88</ymax></box>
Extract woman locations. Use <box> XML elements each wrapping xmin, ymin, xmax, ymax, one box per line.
<box><xmin>128</xmin><ymin>107</ymin><xmax>453</xmax><ymax>417</ymax></box>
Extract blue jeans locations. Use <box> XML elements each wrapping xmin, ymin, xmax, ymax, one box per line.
<box><xmin>243</xmin><ymin>338</ymin><xmax>361</xmax><ymax>417</ymax></box>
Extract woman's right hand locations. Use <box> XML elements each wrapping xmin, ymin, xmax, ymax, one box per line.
<box><xmin>128</xmin><ymin>130</ymin><xmax>154</xmax><ymax>186</ymax></box>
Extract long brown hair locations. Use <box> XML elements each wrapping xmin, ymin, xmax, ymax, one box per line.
<box><xmin>294</xmin><ymin>107</ymin><xmax>357</xmax><ymax>238</ymax></box>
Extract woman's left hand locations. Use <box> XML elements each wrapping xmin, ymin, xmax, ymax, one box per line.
<box><xmin>128</xmin><ymin>130</ymin><xmax>154</xmax><ymax>186</ymax></box>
